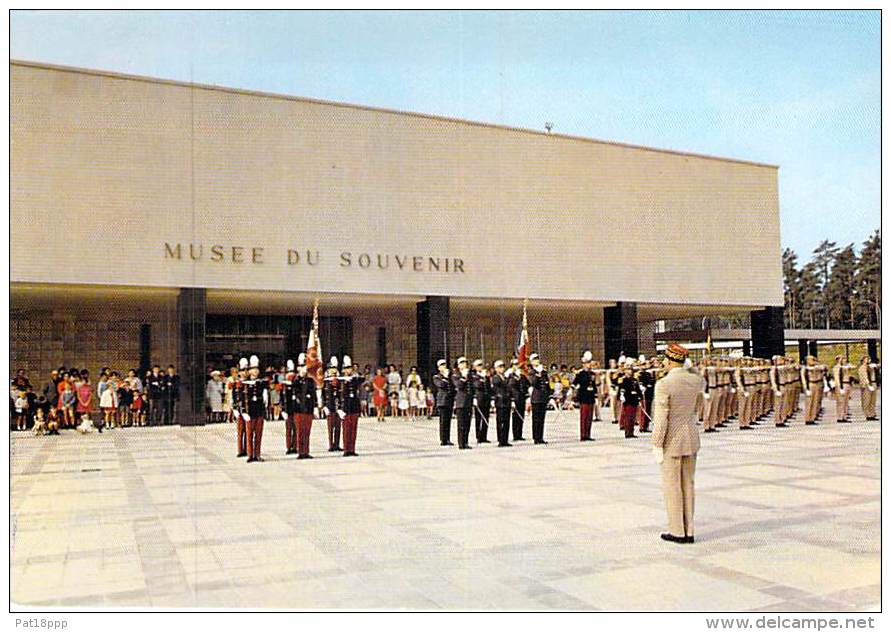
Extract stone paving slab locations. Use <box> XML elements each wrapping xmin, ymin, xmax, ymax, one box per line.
<box><xmin>10</xmin><ymin>394</ymin><xmax>880</xmax><ymax>610</ymax></box>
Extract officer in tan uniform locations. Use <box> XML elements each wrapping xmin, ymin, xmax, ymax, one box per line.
<box><xmin>652</xmin><ymin>343</ymin><xmax>701</xmax><ymax>544</ymax></box>
<box><xmin>857</xmin><ymin>356</ymin><xmax>878</xmax><ymax>420</ymax></box>
<box><xmin>701</xmin><ymin>357</ymin><xmax>718</xmax><ymax>433</ymax></box>
<box><xmin>734</xmin><ymin>358</ymin><xmax>752</xmax><ymax>430</ymax></box>
<box><xmin>769</xmin><ymin>356</ymin><xmax>789</xmax><ymax>427</ymax></box>
<box><xmin>831</xmin><ymin>356</ymin><xmax>853</xmax><ymax>424</ymax></box>
<box><xmin>800</xmin><ymin>356</ymin><xmax>828</xmax><ymax>425</ymax></box>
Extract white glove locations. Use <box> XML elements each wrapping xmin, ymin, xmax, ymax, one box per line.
<box><xmin>731</xmin><ymin>388</ymin><xmax>737</xmax><ymax>394</ymax></box>
<box><xmin>281</xmin><ymin>411</ymin><xmax>288</xmax><ymax>421</ymax></box>
<box><xmin>242</xmin><ymin>412</ymin><xmax>251</xmax><ymax>422</ymax></box>
<box><xmin>527</xmin><ymin>387</ymin><xmax>533</xmax><ymax>397</ymax></box>
<box><xmin>652</xmin><ymin>446</ymin><xmax>664</xmax><ymax>465</ymax></box>
<box><xmin>774</xmin><ymin>390</ymin><xmax>782</xmax><ymax>397</ymax></box>
<box><xmin>337</xmin><ymin>409</ymin><xmax>346</xmax><ymax>419</ymax></box>
<box><xmin>869</xmin><ymin>386</ymin><xmax>876</xmax><ymax>392</ymax></box>
<box><xmin>323</xmin><ymin>406</ymin><xmax>330</xmax><ymax>417</ymax></box>
<box><xmin>823</xmin><ymin>386</ymin><xmax>830</xmax><ymax>393</ymax></box>
<box><xmin>744</xmin><ymin>391</ymin><xmax>751</xmax><ymax>398</ymax></box>
<box><xmin>473</xmin><ymin>398</ymin><xmax>478</xmax><ymax>407</ymax></box>
<box><xmin>805</xmin><ymin>390</ymin><xmax>812</xmax><ymax>397</ymax></box>
<box><xmin>619</xmin><ymin>394</ymin><xmax>625</xmax><ymax>403</ymax></box>
<box><xmin>511</xmin><ymin>401</ymin><xmax>517</xmax><ymax>410</ymax></box>
<box><xmin>703</xmin><ymin>392</ymin><xmax>710</xmax><ymax>400</ymax></box>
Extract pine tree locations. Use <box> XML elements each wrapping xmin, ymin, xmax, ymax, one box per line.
<box><xmin>826</xmin><ymin>244</ymin><xmax>857</xmax><ymax>328</ymax></box>
<box><xmin>812</xmin><ymin>240</ymin><xmax>839</xmax><ymax>328</ymax></box>
<box><xmin>782</xmin><ymin>248</ymin><xmax>801</xmax><ymax>328</ymax></box>
<box><xmin>798</xmin><ymin>262</ymin><xmax>822</xmax><ymax>329</ymax></box>
<box><xmin>857</xmin><ymin>230</ymin><xmax>881</xmax><ymax>327</ymax></box>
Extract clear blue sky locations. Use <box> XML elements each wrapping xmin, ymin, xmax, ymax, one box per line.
<box><xmin>11</xmin><ymin>10</ymin><xmax>880</xmax><ymax>258</ymax></box>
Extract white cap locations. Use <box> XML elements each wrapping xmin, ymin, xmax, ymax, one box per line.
<box><xmin>530</xmin><ymin>353</ymin><xmax>539</xmax><ymax>362</ymax></box>
<box><xmin>298</xmin><ymin>352</ymin><xmax>306</xmax><ymax>366</ymax></box>
<box><xmin>329</xmin><ymin>356</ymin><xmax>339</xmax><ymax>368</ymax></box>
<box><xmin>238</xmin><ymin>358</ymin><xmax>248</xmax><ymax>370</ymax></box>
<box><xmin>249</xmin><ymin>355</ymin><xmax>259</xmax><ymax>369</ymax></box>
<box><xmin>639</xmin><ymin>354</ymin><xmax>646</xmax><ymax>362</ymax></box>
<box><xmin>457</xmin><ymin>356</ymin><xmax>468</xmax><ymax>365</ymax></box>
<box><xmin>581</xmin><ymin>350</ymin><xmax>593</xmax><ymax>362</ymax></box>
<box><xmin>472</xmin><ymin>359</ymin><xmax>483</xmax><ymax>368</ymax></box>
<box><xmin>494</xmin><ymin>360</ymin><xmax>505</xmax><ymax>368</ymax></box>
<box><xmin>286</xmin><ymin>359</ymin><xmax>295</xmax><ymax>371</ymax></box>
<box><xmin>342</xmin><ymin>355</ymin><xmax>352</xmax><ymax>368</ymax></box>
<box><xmin>437</xmin><ymin>359</ymin><xmax>447</xmax><ymax>368</ymax></box>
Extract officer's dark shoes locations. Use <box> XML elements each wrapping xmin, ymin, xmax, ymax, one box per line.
<box><xmin>806</xmin><ymin>421</ymin><xmax>818</xmax><ymax>426</ymax></box>
<box><xmin>515</xmin><ymin>437</ymin><xmax>526</xmax><ymax>441</ymax></box>
<box><xmin>237</xmin><ymin>453</ymin><xmax>247</xmax><ymax>458</ymax></box>
<box><xmin>739</xmin><ymin>426</ymin><xmax>753</xmax><ymax>430</ymax></box>
<box><xmin>660</xmin><ymin>533</ymin><xmax>685</xmax><ymax>544</ymax></box>
<box><xmin>683</xmin><ymin>536</ymin><xmax>695</xmax><ymax>544</ymax></box>
<box><xmin>704</xmin><ymin>428</ymin><xmax>716</xmax><ymax>433</ymax></box>
<box><xmin>247</xmin><ymin>457</ymin><xmax>255</xmax><ymax>463</ymax></box>
<box><xmin>642</xmin><ymin>428</ymin><xmax>652</xmax><ymax>433</ymax></box>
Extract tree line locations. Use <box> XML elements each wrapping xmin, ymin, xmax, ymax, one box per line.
<box><xmin>783</xmin><ymin>229</ymin><xmax>881</xmax><ymax>330</ymax></box>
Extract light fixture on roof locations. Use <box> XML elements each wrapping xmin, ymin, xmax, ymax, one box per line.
<box><xmin>544</xmin><ymin>122</ymin><xmax>553</xmax><ymax>134</ymax></box>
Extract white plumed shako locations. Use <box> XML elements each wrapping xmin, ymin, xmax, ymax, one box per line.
<box><xmin>582</xmin><ymin>350</ymin><xmax>593</xmax><ymax>362</ymax></box>
<box><xmin>249</xmin><ymin>355</ymin><xmax>259</xmax><ymax>368</ymax></box>
<box><xmin>298</xmin><ymin>352</ymin><xmax>306</xmax><ymax>366</ymax></box>
<box><xmin>238</xmin><ymin>357</ymin><xmax>248</xmax><ymax>370</ymax></box>
<box><xmin>329</xmin><ymin>356</ymin><xmax>339</xmax><ymax>368</ymax></box>
<box><xmin>342</xmin><ymin>355</ymin><xmax>353</xmax><ymax>368</ymax></box>
<box><xmin>286</xmin><ymin>359</ymin><xmax>294</xmax><ymax>371</ymax></box>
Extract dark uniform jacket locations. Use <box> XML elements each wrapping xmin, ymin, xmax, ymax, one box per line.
<box><xmin>618</xmin><ymin>375</ymin><xmax>641</xmax><ymax>407</ymax></box>
<box><xmin>322</xmin><ymin>375</ymin><xmax>340</xmax><ymax>412</ymax></box>
<box><xmin>433</xmin><ymin>372</ymin><xmax>455</xmax><ymax>409</ymax></box>
<box><xmin>639</xmin><ymin>370</ymin><xmax>655</xmax><ymax>402</ymax></box>
<box><xmin>338</xmin><ymin>374</ymin><xmax>362</xmax><ymax>414</ymax></box>
<box><xmin>491</xmin><ymin>372</ymin><xmax>511</xmax><ymax>408</ymax></box>
<box><xmin>280</xmin><ymin>375</ymin><xmax>298</xmax><ymax>415</ymax></box>
<box><xmin>471</xmin><ymin>372</ymin><xmax>492</xmax><ymax>408</ymax></box>
<box><xmin>452</xmin><ymin>370</ymin><xmax>473</xmax><ymax>409</ymax></box>
<box><xmin>241</xmin><ymin>378</ymin><xmax>268</xmax><ymax>419</ymax></box>
<box><xmin>508</xmin><ymin>372</ymin><xmax>529</xmax><ymax>408</ymax></box>
<box><xmin>572</xmin><ymin>369</ymin><xmax>598</xmax><ymax>405</ymax></box>
<box><xmin>528</xmin><ymin>368</ymin><xmax>551</xmax><ymax>405</ymax></box>
<box><xmin>294</xmin><ymin>375</ymin><xmax>317</xmax><ymax>415</ymax></box>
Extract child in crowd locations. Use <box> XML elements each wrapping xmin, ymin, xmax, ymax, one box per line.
<box><xmin>61</xmin><ymin>381</ymin><xmax>76</xmax><ymax>428</ymax></box>
<box><xmin>100</xmin><ymin>373</ymin><xmax>119</xmax><ymax>428</ymax></box>
<box><xmin>398</xmin><ymin>385</ymin><xmax>410</xmax><ymax>418</ymax></box>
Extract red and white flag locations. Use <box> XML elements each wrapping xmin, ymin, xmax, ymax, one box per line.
<box><xmin>306</xmin><ymin>298</ymin><xmax>324</xmax><ymax>386</ymax></box>
<box><xmin>516</xmin><ymin>299</ymin><xmax>529</xmax><ymax>374</ymax></box>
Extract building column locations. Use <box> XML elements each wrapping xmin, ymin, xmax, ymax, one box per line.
<box><xmin>139</xmin><ymin>324</ymin><xmax>152</xmax><ymax>375</ymax></box>
<box><xmin>177</xmin><ymin>288</ymin><xmax>207</xmax><ymax>426</ymax></box>
<box><xmin>417</xmin><ymin>296</ymin><xmax>450</xmax><ymax>384</ymax></box>
<box><xmin>742</xmin><ymin>340</ymin><xmax>751</xmax><ymax>357</ymax></box>
<box><xmin>604</xmin><ymin>302</ymin><xmax>638</xmax><ymax>363</ymax></box>
<box><xmin>750</xmin><ymin>306</ymin><xmax>785</xmax><ymax>359</ymax></box>
<box><xmin>798</xmin><ymin>340</ymin><xmax>809</xmax><ymax>363</ymax></box>
<box><xmin>808</xmin><ymin>340</ymin><xmax>819</xmax><ymax>358</ymax></box>
<box><xmin>868</xmin><ymin>339</ymin><xmax>879</xmax><ymax>362</ymax></box>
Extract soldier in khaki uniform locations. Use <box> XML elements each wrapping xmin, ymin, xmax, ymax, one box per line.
<box><xmin>652</xmin><ymin>344</ymin><xmax>701</xmax><ymax>544</ymax></box>
<box><xmin>734</xmin><ymin>358</ymin><xmax>753</xmax><ymax>430</ymax></box>
<box><xmin>858</xmin><ymin>356</ymin><xmax>878</xmax><ymax>420</ymax></box>
<box><xmin>701</xmin><ymin>357</ymin><xmax>719</xmax><ymax>433</ymax></box>
<box><xmin>831</xmin><ymin>356</ymin><xmax>853</xmax><ymax>424</ymax></box>
<box><xmin>800</xmin><ymin>356</ymin><xmax>828</xmax><ymax>425</ymax></box>
<box><xmin>769</xmin><ymin>356</ymin><xmax>789</xmax><ymax>427</ymax></box>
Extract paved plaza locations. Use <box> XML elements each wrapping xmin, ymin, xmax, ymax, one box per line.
<box><xmin>11</xmin><ymin>396</ymin><xmax>880</xmax><ymax>611</ymax></box>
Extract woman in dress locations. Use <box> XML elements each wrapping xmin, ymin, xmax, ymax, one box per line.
<box><xmin>206</xmin><ymin>371</ymin><xmax>224</xmax><ymax>423</ymax></box>
<box><xmin>223</xmin><ymin>367</ymin><xmax>237</xmax><ymax>422</ymax></box>
<box><xmin>372</xmin><ymin>368</ymin><xmax>388</xmax><ymax>422</ymax></box>
<box><xmin>398</xmin><ymin>385</ymin><xmax>410</xmax><ymax>419</ymax></box>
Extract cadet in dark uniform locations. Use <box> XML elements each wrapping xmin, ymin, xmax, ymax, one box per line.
<box><xmin>617</xmin><ymin>364</ymin><xmax>640</xmax><ymax>439</ymax></box>
<box><xmin>638</xmin><ymin>361</ymin><xmax>655</xmax><ymax>433</ymax></box>
<box><xmin>281</xmin><ymin>359</ymin><xmax>298</xmax><ymax>454</ymax></box>
<box><xmin>146</xmin><ymin>365</ymin><xmax>164</xmax><ymax>426</ymax></box>
<box><xmin>433</xmin><ymin>359</ymin><xmax>455</xmax><ymax>446</ymax></box>
<box><xmin>452</xmin><ymin>357</ymin><xmax>473</xmax><ymax>450</ymax></box>
<box><xmin>572</xmin><ymin>350</ymin><xmax>597</xmax><ymax>441</ymax></box>
<box><xmin>507</xmin><ymin>358</ymin><xmax>529</xmax><ymax>441</ymax></box>
<box><xmin>234</xmin><ymin>358</ymin><xmax>248</xmax><ymax>457</ymax></box>
<box><xmin>490</xmin><ymin>360</ymin><xmax>512</xmax><ymax>447</ymax></box>
<box><xmin>323</xmin><ymin>356</ymin><xmax>342</xmax><ymax>452</ymax></box>
<box><xmin>294</xmin><ymin>352</ymin><xmax>317</xmax><ymax>459</ymax></box>
<box><xmin>339</xmin><ymin>355</ymin><xmax>361</xmax><ymax>456</ymax></box>
<box><xmin>163</xmin><ymin>365</ymin><xmax>180</xmax><ymax>425</ymax></box>
<box><xmin>528</xmin><ymin>354</ymin><xmax>550</xmax><ymax>444</ymax></box>
<box><xmin>471</xmin><ymin>359</ymin><xmax>492</xmax><ymax>444</ymax></box>
<box><xmin>242</xmin><ymin>355</ymin><xmax>268</xmax><ymax>462</ymax></box>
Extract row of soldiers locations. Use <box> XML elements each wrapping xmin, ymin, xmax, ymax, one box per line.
<box><xmin>229</xmin><ymin>354</ymin><xmax>362</xmax><ymax>462</ymax></box>
<box><xmin>227</xmin><ymin>350</ymin><xmax>879</xmax><ymax>461</ymax></box>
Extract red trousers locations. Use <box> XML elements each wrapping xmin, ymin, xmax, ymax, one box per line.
<box><xmin>579</xmin><ymin>403</ymin><xmax>593</xmax><ymax>440</ymax></box>
<box><xmin>246</xmin><ymin>417</ymin><xmax>264</xmax><ymax>459</ymax></box>
<box><xmin>620</xmin><ymin>404</ymin><xmax>638</xmax><ymax>437</ymax></box>
<box><xmin>297</xmin><ymin>413</ymin><xmax>313</xmax><ymax>456</ymax></box>
<box><xmin>285</xmin><ymin>413</ymin><xmax>297</xmax><ymax>452</ymax></box>
<box><xmin>343</xmin><ymin>413</ymin><xmax>359</xmax><ymax>453</ymax></box>
<box><xmin>236</xmin><ymin>415</ymin><xmax>247</xmax><ymax>456</ymax></box>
